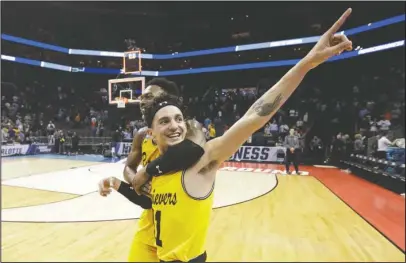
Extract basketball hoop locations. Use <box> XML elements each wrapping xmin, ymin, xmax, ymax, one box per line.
<box><xmin>108</xmin><ymin>77</ymin><xmax>144</xmax><ymax>105</ymax></box>
<box><xmin>116</xmin><ymin>97</ymin><xmax>128</xmax><ymax>108</ymax></box>
<box><xmin>123</xmin><ymin>50</ymin><xmax>142</xmax><ymax>75</ymax></box>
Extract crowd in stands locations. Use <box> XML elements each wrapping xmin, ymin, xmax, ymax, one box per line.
<box><xmin>306</xmin><ymin>48</ymin><xmax>405</xmax><ymax>164</ymax></box>
<box><xmin>2</xmin><ymin>47</ymin><xmax>404</xmax><ymax>162</ymax></box>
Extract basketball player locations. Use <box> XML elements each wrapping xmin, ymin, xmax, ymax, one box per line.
<box><xmin>134</xmin><ymin>9</ymin><xmax>353</xmax><ymax>262</ymax></box>
<box><xmin>99</xmin><ymin>78</ymin><xmax>207</xmax><ymax>262</ymax></box>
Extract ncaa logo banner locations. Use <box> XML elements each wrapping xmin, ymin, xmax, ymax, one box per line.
<box><xmin>1</xmin><ymin>144</ymin><xmax>53</xmax><ymax>157</ymax></box>
<box><xmin>117</xmin><ymin>142</ymin><xmax>132</xmax><ymax>156</ymax></box>
<box><xmin>229</xmin><ymin>146</ymin><xmax>286</xmax><ymax>162</ymax></box>
<box><xmin>117</xmin><ymin>142</ymin><xmax>287</xmax><ymax>163</ymax></box>
<box><xmin>1</xmin><ymin>144</ymin><xmax>31</xmax><ymax>157</ymax></box>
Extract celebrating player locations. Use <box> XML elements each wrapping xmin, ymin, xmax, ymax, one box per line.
<box><xmin>132</xmin><ymin>8</ymin><xmax>353</xmax><ymax>262</ymax></box>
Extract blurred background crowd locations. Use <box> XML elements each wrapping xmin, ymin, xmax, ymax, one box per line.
<box><xmin>1</xmin><ymin>2</ymin><xmax>404</xmax><ymax>164</ymax></box>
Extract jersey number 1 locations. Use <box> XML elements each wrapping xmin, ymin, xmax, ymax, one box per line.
<box><xmin>154</xmin><ymin>210</ymin><xmax>163</xmax><ymax>247</ymax></box>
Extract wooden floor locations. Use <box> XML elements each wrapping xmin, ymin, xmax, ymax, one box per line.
<box><xmin>1</xmin><ymin>157</ymin><xmax>405</xmax><ymax>262</ymax></box>
<box><xmin>312</xmin><ymin>167</ymin><xmax>406</xmax><ymax>252</ymax></box>
<box><xmin>1</xmin><ymin>157</ymin><xmax>101</xmax><ymax>181</ymax></box>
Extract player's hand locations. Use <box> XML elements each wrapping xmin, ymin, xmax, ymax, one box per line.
<box><xmin>128</xmin><ymin>166</ymin><xmax>151</xmax><ymax>196</ymax></box>
<box><xmin>137</xmin><ymin>127</ymin><xmax>150</xmax><ymax>139</ymax></box>
<box><xmin>140</xmin><ymin>181</ymin><xmax>152</xmax><ymax>198</ymax></box>
<box><xmin>98</xmin><ymin>178</ymin><xmax>112</xmax><ymax>197</ymax></box>
<box><xmin>304</xmin><ymin>8</ymin><xmax>353</xmax><ymax>69</ymax></box>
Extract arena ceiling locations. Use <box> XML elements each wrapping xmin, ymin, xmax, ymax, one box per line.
<box><xmin>3</xmin><ymin>2</ymin><xmax>403</xmax><ymax>22</ymax></box>
<box><xmin>1</xmin><ymin>2</ymin><xmax>404</xmax><ymax>52</ymax></box>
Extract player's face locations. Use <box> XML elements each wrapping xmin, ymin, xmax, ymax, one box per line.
<box><xmin>140</xmin><ymin>85</ymin><xmax>165</xmax><ymax>108</ymax></box>
<box><xmin>151</xmin><ymin>106</ymin><xmax>187</xmax><ymax>151</ymax></box>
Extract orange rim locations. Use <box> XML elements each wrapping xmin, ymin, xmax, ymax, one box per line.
<box><xmin>115</xmin><ymin>97</ymin><xmax>128</xmax><ymax>104</ymax></box>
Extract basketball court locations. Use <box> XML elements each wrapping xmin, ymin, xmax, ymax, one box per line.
<box><xmin>1</xmin><ymin>155</ymin><xmax>404</xmax><ymax>262</ymax></box>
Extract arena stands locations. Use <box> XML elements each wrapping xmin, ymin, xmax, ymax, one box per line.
<box><xmin>1</xmin><ymin>2</ymin><xmax>404</xmax><ymax>169</ymax></box>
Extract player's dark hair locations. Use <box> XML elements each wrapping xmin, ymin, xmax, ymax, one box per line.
<box><xmin>143</xmin><ymin>93</ymin><xmax>183</xmax><ymax>127</ymax></box>
<box><xmin>146</xmin><ymin>78</ymin><xmax>180</xmax><ymax>97</ymax></box>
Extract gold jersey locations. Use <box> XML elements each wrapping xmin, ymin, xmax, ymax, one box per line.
<box><xmin>132</xmin><ymin>137</ymin><xmax>160</xmax><ymax>247</ymax></box>
<box><xmin>151</xmin><ymin>170</ymin><xmax>214</xmax><ymax>262</ymax></box>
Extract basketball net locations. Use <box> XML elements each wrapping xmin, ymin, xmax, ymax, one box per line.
<box><xmin>116</xmin><ymin>97</ymin><xmax>128</xmax><ymax>108</ymax></box>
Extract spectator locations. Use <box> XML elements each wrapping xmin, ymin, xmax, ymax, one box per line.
<box><xmin>269</xmin><ymin>120</ymin><xmax>279</xmax><ymax>137</ymax></box>
<box><xmin>369</xmin><ymin>117</ymin><xmax>378</xmax><ymax>135</ymax></box>
<box><xmin>37</xmin><ymin>120</ymin><xmax>45</xmax><ymax>136</ymax></box>
<box><xmin>377</xmin><ymin>118</ymin><xmax>391</xmax><ymax>131</ymax></box>
<box><xmin>71</xmin><ymin>132</ymin><xmax>80</xmax><ymax>153</ymax></box>
<box><xmin>91</xmin><ymin>116</ymin><xmax>97</xmax><ymax>136</ymax></box>
<box><xmin>353</xmin><ymin>134</ymin><xmax>365</xmax><ymax>155</ymax></box>
<box><xmin>263</xmin><ymin>123</ymin><xmax>270</xmax><ymax>136</ymax></box>
<box><xmin>59</xmin><ymin>131</ymin><xmax>66</xmax><ymax>154</ymax></box>
<box><xmin>123</xmin><ymin>129</ymin><xmax>132</xmax><ymax>140</ymax></box>
<box><xmin>376</xmin><ymin>132</ymin><xmax>393</xmax><ymax>159</ymax></box>
<box><xmin>53</xmin><ymin>130</ymin><xmax>60</xmax><ymax>153</ymax></box>
<box><xmin>74</xmin><ymin>113</ymin><xmax>81</xmax><ymax>128</ymax></box>
<box><xmin>213</xmin><ymin>115</ymin><xmax>223</xmax><ymax>136</ymax></box>
<box><xmin>111</xmin><ymin>128</ymin><xmax>122</xmax><ymax>157</ymax></box>
<box><xmin>303</xmin><ymin>112</ymin><xmax>309</xmax><ymax>123</ymax></box>
<box><xmin>330</xmin><ymin>133</ymin><xmax>345</xmax><ymax>166</ymax></box>
<box><xmin>24</xmin><ymin>131</ymin><xmax>33</xmax><ymax>144</ymax></box>
<box><xmin>18</xmin><ymin>129</ymin><xmax>25</xmax><ymax>143</ymax></box>
<box><xmin>204</xmin><ymin>117</ymin><xmax>211</xmax><ymax>129</ymax></box>
<box><xmin>2</xmin><ymin>126</ymin><xmax>8</xmax><ymax>144</ymax></box>
<box><xmin>296</xmin><ymin>119</ymin><xmax>304</xmax><ymax>129</ymax></box>
<box><xmin>342</xmin><ymin>134</ymin><xmax>352</xmax><ymax>159</ymax></box>
<box><xmin>8</xmin><ymin>125</ymin><xmax>16</xmax><ymax>141</ymax></box>
<box><xmin>309</xmin><ymin>135</ymin><xmax>323</xmax><ymax>162</ymax></box>
<box><xmin>359</xmin><ymin>107</ymin><xmax>370</xmax><ymax>120</ymax></box>
<box><xmin>46</xmin><ymin>121</ymin><xmax>55</xmax><ymax>135</ymax></box>
<box><xmin>208</xmin><ymin>124</ymin><xmax>216</xmax><ymax>140</ymax></box>
<box><xmin>279</xmin><ymin>122</ymin><xmax>289</xmax><ymax>138</ymax></box>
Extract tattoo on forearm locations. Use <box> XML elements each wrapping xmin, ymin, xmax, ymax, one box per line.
<box><xmin>252</xmin><ymin>94</ymin><xmax>284</xmax><ymax>117</ymax></box>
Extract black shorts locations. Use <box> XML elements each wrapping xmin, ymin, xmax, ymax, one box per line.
<box><xmin>160</xmin><ymin>252</ymin><xmax>207</xmax><ymax>263</ymax></box>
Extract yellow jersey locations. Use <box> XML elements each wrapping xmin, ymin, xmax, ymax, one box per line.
<box><xmin>132</xmin><ymin>137</ymin><xmax>160</xmax><ymax>247</ymax></box>
<box><xmin>151</xmin><ymin>170</ymin><xmax>214</xmax><ymax>261</ymax></box>
<box><xmin>209</xmin><ymin>127</ymin><xmax>216</xmax><ymax>138</ymax></box>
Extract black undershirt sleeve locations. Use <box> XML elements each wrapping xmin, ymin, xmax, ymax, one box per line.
<box><xmin>146</xmin><ymin>139</ymin><xmax>205</xmax><ymax>177</ymax></box>
<box><xmin>117</xmin><ymin>181</ymin><xmax>152</xmax><ymax>209</ymax></box>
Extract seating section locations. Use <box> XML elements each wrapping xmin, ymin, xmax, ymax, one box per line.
<box><xmin>342</xmin><ymin>154</ymin><xmax>405</xmax><ymax>194</ymax></box>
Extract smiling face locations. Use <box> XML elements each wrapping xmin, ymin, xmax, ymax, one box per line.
<box><xmin>151</xmin><ymin>105</ymin><xmax>187</xmax><ymax>152</ymax></box>
<box><xmin>140</xmin><ymin>85</ymin><xmax>166</xmax><ymax>111</ymax></box>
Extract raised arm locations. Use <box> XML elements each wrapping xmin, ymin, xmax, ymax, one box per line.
<box><xmin>185</xmin><ymin>119</ymin><xmax>207</xmax><ymax>147</ymax></box>
<box><xmin>206</xmin><ymin>9</ymin><xmax>353</xmax><ymax>164</ymax></box>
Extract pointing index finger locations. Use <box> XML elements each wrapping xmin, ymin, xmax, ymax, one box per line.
<box><xmin>327</xmin><ymin>8</ymin><xmax>352</xmax><ymax>36</ymax></box>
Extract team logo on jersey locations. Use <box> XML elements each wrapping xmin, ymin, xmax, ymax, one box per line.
<box><xmin>156</xmin><ymin>165</ymin><xmax>163</xmax><ymax>174</ymax></box>
<box><xmin>151</xmin><ymin>190</ymin><xmax>178</xmax><ymax>206</ymax></box>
